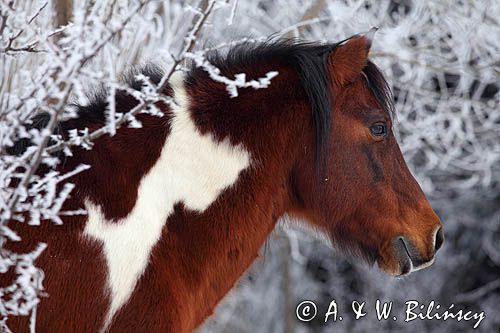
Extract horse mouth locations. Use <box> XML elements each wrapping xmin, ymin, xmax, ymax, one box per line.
<box><xmin>377</xmin><ymin>237</ymin><xmax>435</xmax><ymax>277</ymax></box>
<box><xmin>397</xmin><ymin>237</ymin><xmax>413</xmax><ymax>276</ymax></box>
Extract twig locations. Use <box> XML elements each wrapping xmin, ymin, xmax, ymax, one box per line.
<box><xmin>455</xmin><ymin>278</ymin><xmax>500</xmax><ymax>303</ymax></box>
<box><xmin>278</xmin><ymin>16</ymin><xmax>330</xmax><ymax>38</ymax></box>
<box><xmin>45</xmin><ymin>0</ymin><xmax>218</xmax><ymax>155</ymax></box>
<box><xmin>1</xmin><ymin>2</ymin><xmax>48</xmax><ymax>54</ymax></box>
<box><xmin>157</xmin><ymin>0</ymin><xmax>216</xmax><ymax>92</ymax></box>
<box><xmin>79</xmin><ymin>0</ymin><xmax>151</xmax><ymax>66</ymax></box>
<box><xmin>3</xmin><ymin>83</ymin><xmax>74</xmax><ymax>223</ymax></box>
<box><xmin>0</xmin><ymin>0</ymin><xmax>155</xmax><ymax>224</ymax></box>
<box><xmin>371</xmin><ymin>51</ymin><xmax>499</xmax><ymax>78</ymax></box>
<box><xmin>1</xmin><ymin>23</ymin><xmax>72</xmax><ymax>54</ymax></box>
<box><xmin>227</xmin><ymin>0</ymin><xmax>238</xmax><ymax>25</ymax></box>
<box><xmin>287</xmin><ymin>0</ymin><xmax>325</xmax><ymax>37</ymax></box>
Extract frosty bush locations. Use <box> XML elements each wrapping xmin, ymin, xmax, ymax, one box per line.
<box><xmin>0</xmin><ymin>0</ymin><xmax>223</xmax><ymax>330</ymax></box>
<box><xmin>1</xmin><ymin>0</ymin><xmax>499</xmax><ymax>332</ymax></box>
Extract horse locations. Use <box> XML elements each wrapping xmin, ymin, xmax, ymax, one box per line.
<box><xmin>2</xmin><ymin>31</ymin><xmax>444</xmax><ymax>332</ymax></box>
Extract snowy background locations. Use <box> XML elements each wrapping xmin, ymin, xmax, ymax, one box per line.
<box><xmin>1</xmin><ymin>0</ymin><xmax>499</xmax><ymax>332</ymax></box>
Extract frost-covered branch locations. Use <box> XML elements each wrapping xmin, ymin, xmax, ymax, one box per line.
<box><xmin>1</xmin><ymin>1</ymin><xmax>267</xmax><ymax>329</ymax></box>
<box><xmin>2</xmin><ymin>0</ymin><xmax>499</xmax><ymax>332</ymax></box>
<box><xmin>185</xmin><ymin>50</ymin><xmax>279</xmax><ymax>97</ymax></box>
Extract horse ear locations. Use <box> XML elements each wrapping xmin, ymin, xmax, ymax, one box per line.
<box><xmin>329</xmin><ymin>28</ymin><xmax>377</xmax><ymax>87</ymax></box>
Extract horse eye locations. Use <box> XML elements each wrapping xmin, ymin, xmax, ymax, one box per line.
<box><xmin>370</xmin><ymin>122</ymin><xmax>387</xmax><ymax>136</ymax></box>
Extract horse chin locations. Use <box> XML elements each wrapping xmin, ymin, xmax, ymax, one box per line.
<box><xmin>376</xmin><ymin>249</ymin><xmax>414</xmax><ymax>277</ymax></box>
<box><xmin>376</xmin><ymin>258</ymin><xmax>412</xmax><ymax>277</ymax></box>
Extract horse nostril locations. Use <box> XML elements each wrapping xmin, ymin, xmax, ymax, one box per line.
<box><xmin>434</xmin><ymin>227</ymin><xmax>444</xmax><ymax>252</ymax></box>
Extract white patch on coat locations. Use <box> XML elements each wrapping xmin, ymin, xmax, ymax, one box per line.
<box><xmin>83</xmin><ymin>72</ymin><xmax>251</xmax><ymax>329</ymax></box>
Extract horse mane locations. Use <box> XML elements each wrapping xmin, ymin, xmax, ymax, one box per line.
<box><xmin>363</xmin><ymin>61</ymin><xmax>396</xmax><ymax>120</ymax></box>
<box><xmin>6</xmin><ymin>65</ymin><xmax>164</xmax><ymax>156</ymax></box>
<box><xmin>74</xmin><ymin>64</ymin><xmax>165</xmax><ymax>126</ymax></box>
<box><xmin>188</xmin><ymin>39</ymin><xmax>336</xmax><ymax>161</ymax></box>
<box><xmin>8</xmin><ymin>39</ymin><xmax>395</xmax><ymax>161</ymax></box>
<box><xmin>187</xmin><ymin>38</ymin><xmax>395</xmax><ymax>161</ymax></box>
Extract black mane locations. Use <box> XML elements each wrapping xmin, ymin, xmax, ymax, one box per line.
<box><xmin>6</xmin><ymin>65</ymin><xmax>164</xmax><ymax>156</ymax></box>
<box><xmin>74</xmin><ymin>64</ymin><xmax>165</xmax><ymax>125</ymax></box>
<box><xmin>189</xmin><ymin>39</ymin><xmax>337</xmax><ymax>162</ymax></box>
<box><xmin>188</xmin><ymin>38</ymin><xmax>395</xmax><ymax>162</ymax></box>
<box><xmin>8</xmin><ymin>38</ymin><xmax>395</xmax><ymax>161</ymax></box>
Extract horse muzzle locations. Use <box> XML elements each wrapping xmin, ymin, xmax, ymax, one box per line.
<box><xmin>379</xmin><ymin>227</ymin><xmax>444</xmax><ymax>276</ymax></box>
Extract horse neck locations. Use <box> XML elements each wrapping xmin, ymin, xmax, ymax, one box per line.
<box><xmin>156</xmin><ymin>71</ymin><xmax>306</xmax><ymax>329</ymax></box>
<box><xmin>71</xmin><ymin>69</ymin><xmax>309</xmax><ymax>331</ymax></box>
